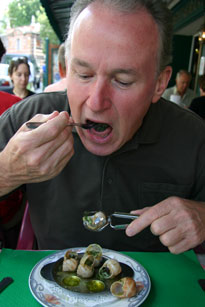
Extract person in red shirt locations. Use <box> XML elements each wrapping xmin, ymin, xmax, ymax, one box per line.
<box><xmin>0</xmin><ymin>91</ymin><xmax>21</xmax><ymax>114</ymax></box>
<box><xmin>0</xmin><ymin>38</ymin><xmax>25</xmax><ymax>248</ymax></box>
<box><xmin>0</xmin><ymin>38</ymin><xmax>21</xmax><ymax>113</ymax></box>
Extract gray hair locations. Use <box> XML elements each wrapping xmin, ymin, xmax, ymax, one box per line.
<box><xmin>176</xmin><ymin>69</ymin><xmax>192</xmax><ymax>81</ymax></box>
<box><xmin>65</xmin><ymin>0</ymin><xmax>173</xmax><ymax>74</ymax></box>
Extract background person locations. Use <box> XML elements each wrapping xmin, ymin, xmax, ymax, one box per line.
<box><xmin>189</xmin><ymin>75</ymin><xmax>205</xmax><ymax>119</ymax></box>
<box><xmin>0</xmin><ymin>0</ymin><xmax>204</xmax><ymax>254</ymax></box>
<box><xmin>5</xmin><ymin>57</ymin><xmax>35</xmax><ymax>99</ymax></box>
<box><xmin>44</xmin><ymin>43</ymin><xmax>67</xmax><ymax>92</ymax></box>
<box><xmin>162</xmin><ymin>69</ymin><xmax>196</xmax><ymax>107</ymax></box>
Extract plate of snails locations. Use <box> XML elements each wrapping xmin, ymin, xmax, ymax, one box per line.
<box><xmin>29</xmin><ymin>244</ymin><xmax>151</xmax><ymax>307</ymax></box>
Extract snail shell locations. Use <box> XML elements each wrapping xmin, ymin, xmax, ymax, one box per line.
<box><xmin>83</xmin><ymin>211</ymin><xmax>107</xmax><ymax>231</ymax></box>
<box><xmin>85</xmin><ymin>243</ymin><xmax>103</xmax><ymax>267</ymax></box>
<box><xmin>110</xmin><ymin>277</ymin><xmax>144</xmax><ymax>298</ymax></box>
<box><xmin>77</xmin><ymin>253</ymin><xmax>95</xmax><ymax>278</ymax></box>
<box><xmin>98</xmin><ymin>258</ymin><xmax>122</xmax><ymax>279</ymax></box>
<box><xmin>62</xmin><ymin>251</ymin><xmax>79</xmax><ymax>272</ymax></box>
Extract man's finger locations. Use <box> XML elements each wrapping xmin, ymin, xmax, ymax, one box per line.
<box><xmin>130</xmin><ymin>207</ymin><xmax>149</xmax><ymax>215</ymax></box>
<box><xmin>126</xmin><ymin>200</ymin><xmax>172</xmax><ymax>236</ymax></box>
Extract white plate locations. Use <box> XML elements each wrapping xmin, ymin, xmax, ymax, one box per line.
<box><xmin>29</xmin><ymin>248</ymin><xmax>151</xmax><ymax>307</ymax></box>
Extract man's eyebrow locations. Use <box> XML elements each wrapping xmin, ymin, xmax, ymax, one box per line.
<box><xmin>71</xmin><ymin>58</ymin><xmax>92</xmax><ymax>68</ymax></box>
<box><xmin>112</xmin><ymin>68</ymin><xmax>137</xmax><ymax>76</ymax></box>
<box><xmin>71</xmin><ymin>59</ymin><xmax>137</xmax><ymax>76</ymax></box>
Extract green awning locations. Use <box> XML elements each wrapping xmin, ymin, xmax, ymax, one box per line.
<box><xmin>40</xmin><ymin>0</ymin><xmax>205</xmax><ymax>41</ymax></box>
<box><xmin>40</xmin><ymin>0</ymin><xmax>75</xmax><ymax>42</ymax></box>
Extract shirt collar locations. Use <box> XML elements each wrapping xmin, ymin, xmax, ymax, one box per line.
<box><xmin>173</xmin><ymin>86</ymin><xmax>189</xmax><ymax>99</ymax></box>
<box><xmin>173</xmin><ymin>86</ymin><xmax>178</xmax><ymax>95</ymax></box>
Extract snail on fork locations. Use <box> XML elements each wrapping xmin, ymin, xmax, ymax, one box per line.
<box><xmin>82</xmin><ymin>211</ymin><xmax>138</xmax><ymax>232</ymax></box>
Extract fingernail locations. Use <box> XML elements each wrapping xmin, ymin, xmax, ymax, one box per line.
<box><xmin>126</xmin><ymin>227</ymin><xmax>134</xmax><ymax>237</ymax></box>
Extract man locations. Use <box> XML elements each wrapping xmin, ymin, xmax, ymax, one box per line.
<box><xmin>44</xmin><ymin>43</ymin><xmax>67</xmax><ymax>92</ymax></box>
<box><xmin>189</xmin><ymin>75</ymin><xmax>205</xmax><ymax>119</ymax></box>
<box><xmin>0</xmin><ymin>0</ymin><xmax>204</xmax><ymax>253</ymax></box>
<box><xmin>162</xmin><ymin>69</ymin><xmax>196</xmax><ymax>107</ymax></box>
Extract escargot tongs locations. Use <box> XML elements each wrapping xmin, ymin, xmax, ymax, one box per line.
<box><xmin>83</xmin><ymin>211</ymin><xmax>138</xmax><ymax>232</ymax></box>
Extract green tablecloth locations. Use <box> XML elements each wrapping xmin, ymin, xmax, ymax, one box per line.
<box><xmin>0</xmin><ymin>249</ymin><xmax>204</xmax><ymax>306</ymax></box>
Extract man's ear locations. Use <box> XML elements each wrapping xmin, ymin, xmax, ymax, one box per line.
<box><xmin>152</xmin><ymin>66</ymin><xmax>172</xmax><ymax>103</ymax></box>
<box><xmin>59</xmin><ymin>63</ymin><xmax>66</xmax><ymax>78</ymax></box>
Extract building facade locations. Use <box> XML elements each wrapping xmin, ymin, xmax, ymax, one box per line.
<box><xmin>1</xmin><ymin>20</ymin><xmax>45</xmax><ymax>70</ymax></box>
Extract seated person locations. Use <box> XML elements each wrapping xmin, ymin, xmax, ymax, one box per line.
<box><xmin>5</xmin><ymin>57</ymin><xmax>35</xmax><ymax>99</ymax></box>
<box><xmin>162</xmin><ymin>69</ymin><xmax>196</xmax><ymax>108</ymax></box>
<box><xmin>189</xmin><ymin>75</ymin><xmax>205</xmax><ymax>119</ymax></box>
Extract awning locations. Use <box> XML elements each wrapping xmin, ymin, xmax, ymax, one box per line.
<box><xmin>40</xmin><ymin>0</ymin><xmax>205</xmax><ymax>41</ymax></box>
<box><xmin>40</xmin><ymin>0</ymin><xmax>75</xmax><ymax>42</ymax></box>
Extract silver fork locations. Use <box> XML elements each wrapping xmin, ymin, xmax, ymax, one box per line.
<box><xmin>26</xmin><ymin>121</ymin><xmax>97</xmax><ymax>130</ymax></box>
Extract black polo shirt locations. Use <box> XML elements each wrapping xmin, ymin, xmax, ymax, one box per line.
<box><xmin>0</xmin><ymin>91</ymin><xmax>205</xmax><ymax>251</ymax></box>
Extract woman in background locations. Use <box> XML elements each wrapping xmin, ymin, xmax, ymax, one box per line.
<box><xmin>7</xmin><ymin>57</ymin><xmax>35</xmax><ymax>99</ymax></box>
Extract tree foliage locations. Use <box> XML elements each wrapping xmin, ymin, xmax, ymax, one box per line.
<box><xmin>8</xmin><ymin>0</ymin><xmax>41</xmax><ymax>27</ymax></box>
<box><xmin>38</xmin><ymin>12</ymin><xmax>60</xmax><ymax>47</ymax></box>
<box><xmin>7</xmin><ymin>0</ymin><xmax>59</xmax><ymax>45</ymax></box>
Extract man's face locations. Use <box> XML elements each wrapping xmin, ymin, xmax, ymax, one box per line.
<box><xmin>67</xmin><ymin>3</ymin><xmax>170</xmax><ymax>156</ymax></box>
<box><xmin>176</xmin><ymin>74</ymin><xmax>191</xmax><ymax>96</ymax></box>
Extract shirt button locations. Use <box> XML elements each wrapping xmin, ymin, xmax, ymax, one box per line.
<box><xmin>107</xmin><ymin>178</ymin><xmax>113</xmax><ymax>184</ymax></box>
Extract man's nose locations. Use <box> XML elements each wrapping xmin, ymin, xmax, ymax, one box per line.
<box><xmin>86</xmin><ymin>79</ymin><xmax>112</xmax><ymax>112</ymax></box>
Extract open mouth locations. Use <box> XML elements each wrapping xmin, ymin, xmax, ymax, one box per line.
<box><xmin>86</xmin><ymin>120</ymin><xmax>111</xmax><ymax>133</ymax></box>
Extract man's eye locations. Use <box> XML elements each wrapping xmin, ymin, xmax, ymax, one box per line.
<box><xmin>115</xmin><ymin>80</ymin><xmax>133</xmax><ymax>88</ymax></box>
<box><xmin>78</xmin><ymin>74</ymin><xmax>92</xmax><ymax>80</ymax></box>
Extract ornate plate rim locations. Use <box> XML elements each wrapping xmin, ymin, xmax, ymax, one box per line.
<box><xmin>29</xmin><ymin>248</ymin><xmax>151</xmax><ymax>307</ymax></box>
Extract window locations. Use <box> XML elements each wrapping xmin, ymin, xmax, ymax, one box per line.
<box><xmin>16</xmin><ymin>38</ymin><xmax>21</xmax><ymax>51</ymax></box>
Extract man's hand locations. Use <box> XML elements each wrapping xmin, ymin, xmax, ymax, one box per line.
<box><xmin>0</xmin><ymin>111</ymin><xmax>74</xmax><ymax>195</ymax></box>
<box><xmin>126</xmin><ymin>197</ymin><xmax>205</xmax><ymax>254</ymax></box>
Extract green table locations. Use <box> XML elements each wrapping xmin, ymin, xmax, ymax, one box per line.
<box><xmin>0</xmin><ymin>249</ymin><xmax>204</xmax><ymax>306</ymax></box>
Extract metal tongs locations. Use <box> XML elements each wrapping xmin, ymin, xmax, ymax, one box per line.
<box><xmin>83</xmin><ymin>211</ymin><xmax>138</xmax><ymax>232</ymax></box>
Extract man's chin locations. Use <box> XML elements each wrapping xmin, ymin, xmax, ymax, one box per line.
<box><xmin>83</xmin><ymin>141</ymin><xmax>117</xmax><ymax>156</ymax></box>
